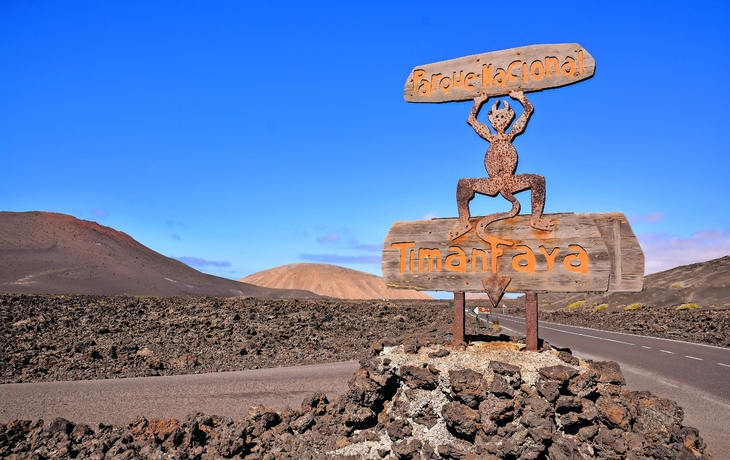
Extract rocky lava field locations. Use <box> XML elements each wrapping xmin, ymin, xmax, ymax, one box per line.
<box><xmin>1</xmin><ymin>295</ymin><xmax>458</xmax><ymax>384</ymax></box>
<box><xmin>501</xmin><ymin>300</ymin><xmax>730</xmax><ymax>348</ymax></box>
<box><xmin>0</xmin><ymin>294</ymin><xmax>723</xmax><ymax>459</ymax></box>
<box><xmin>3</xmin><ymin>294</ymin><xmax>729</xmax><ymax>385</ymax></box>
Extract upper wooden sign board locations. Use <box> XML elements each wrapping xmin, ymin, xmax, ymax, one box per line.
<box><xmin>382</xmin><ymin>212</ymin><xmax>643</xmax><ymax>293</ymax></box>
<box><xmin>404</xmin><ymin>43</ymin><xmax>595</xmax><ymax>103</ymax></box>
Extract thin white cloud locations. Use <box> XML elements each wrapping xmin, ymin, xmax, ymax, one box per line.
<box><xmin>316</xmin><ymin>233</ymin><xmax>341</xmax><ymax>243</ymax></box>
<box><xmin>629</xmin><ymin>212</ymin><xmax>664</xmax><ymax>224</ymax></box>
<box><xmin>91</xmin><ymin>209</ymin><xmax>108</xmax><ymax>219</ymax></box>
<box><xmin>352</xmin><ymin>244</ymin><xmax>381</xmax><ymax>253</ymax></box>
<box><xmin>299</xmin><ymin>253</ymin><xmax>381</xmax><ymax>264</ymax></box>
<box><xmin>638</xmin><ymin>229</ymin><xmax>730</xmax><ymax>274</ymax></box>
<box><xmin>314</xmin><ymin>228</ymin><xmax>380</xmax><ymax>253</ymax></box>
<box><xmin>174</xmin><ymin>256</ymin><xmax>231</xmax><ymax>268</ymax></box>
<box><xmin>422</xmin><ymin>212</ymin><xmax>439</xmax><ymax>220</ymax></box>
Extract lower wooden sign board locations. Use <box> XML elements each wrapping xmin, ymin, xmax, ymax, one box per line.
<box><xmin>475</xmin><ymin>307</ymin><xmax>491</xmax><ymax>314</ymax></box>
<box><xmin>382</xmin><ymin>212</ymin><xmax>643</xmax><ymax>293</ymax></box>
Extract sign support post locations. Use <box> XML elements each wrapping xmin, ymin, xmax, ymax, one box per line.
<box><xmin>453</xmin><ymin>291</ymin><xmax>465</xmax><ymax>344</ymax></box>
<box><xmin>525</xmin><ymin>292</ymin><xmax>538</xmax><ymax>351</ymax></box>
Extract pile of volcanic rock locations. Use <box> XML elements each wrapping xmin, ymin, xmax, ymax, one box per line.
<box><xmin>0</xmin><ymin>342</ymin><xmax>710</xmax><ymax>459</ymax></box>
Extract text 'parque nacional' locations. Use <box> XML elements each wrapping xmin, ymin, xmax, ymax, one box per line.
<box><xmin>404</xmin><ymin>43</ymin><xmax>596</xmax><ymax>103</ymax></box>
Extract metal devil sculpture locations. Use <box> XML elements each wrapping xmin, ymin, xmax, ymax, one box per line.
<box><xmin>383</xmin><ymin>44</ymin><xmax>644</xmax><ymax>350</ymax></box>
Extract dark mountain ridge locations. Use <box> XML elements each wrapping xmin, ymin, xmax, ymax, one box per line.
<box><xmin>0</xmin><ymin>211</ymin><xmax>320</xmax><ymax>298</ymax></box>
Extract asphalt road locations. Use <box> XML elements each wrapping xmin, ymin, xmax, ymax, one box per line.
<box><xmin>0</xmin><ymin>361</ymin><xmax>360</xmax><ymax>426</ymax></box>
<box><xmin>490</xmin><ymin>313</ymin><xmax>730</xmax><ymax>458</ymax></box>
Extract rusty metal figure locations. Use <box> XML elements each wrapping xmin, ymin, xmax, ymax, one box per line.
<box><xmin>449</xmin><ymin>90</ymin><xmax>555</xmax><ymax>241</ymax></box>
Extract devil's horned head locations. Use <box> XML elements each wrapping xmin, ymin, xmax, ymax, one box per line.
<box><xmin>487</xmin><ymin>100</ymin><xmax>515</xmax><ymax>133</ymax></box>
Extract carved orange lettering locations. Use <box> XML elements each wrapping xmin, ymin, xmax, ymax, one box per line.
<box><xmin>439</xmin><ymin>75</ymin><xmax>452</xmax><ymax>93</ymax></box>
<box><xmin>452</xmin><ymin>71</ymin><xmax>464</xmax><ymax>89</ymax></box>
<box><xmin>563</xmin><ymin>245</ymin><xmax>589</xmax><ymax>275</ymax></box>
<box><xmin>507</xmin><ymin>60</ymin><xmax>521</xmax><ymax>83</ymax></box>
<box><xmin>561</xmin><ymin>57</ymin><xmax>576</xmax><ymax>76</ymax></box>
<box><xmin>445</xmin><ymin>246</ymin><xmax>467</xmax><ymax>273</ymax></box>
<box><xmin>464</xmin><ymin>72</ymin><xmax>476</xmax><ymax>90</ymax></box>
<box><xmin>392</xmin><ymin>242</ymin><xmax>415</xmax><ymax>274</ymax></box>
<box><xmin>493</xmin><ymin>68</ymin><xmax>507</xmax><ymax>87</ymax></box>
<box><xmin>409</xmin><ymin>249</ymin><xmax>415</xmax><ymax>272</ymax></box>
<box><xmin>417</xmin><ymin>79</ymin><xmax>430</xmax><ymax>96</ymax></box>
<box><xmin>419</xmin><ymin>248</ymin><xmax>442</xmax><ymax>272</ymax></box>
<box><xmin>430</xmin><ymin>73</ymin><xmax>442</xmax><ymax>93</ymax></box>
<box><xmin>482</xmin><ymin>64</ymin><xmax>492</xmax><ymax>88</ymax></box>
<box><xmin>483</xmin><ymin>235</ymin><xmax>515</xmax><ymax>273</ymax></box>
<box><xmin>511</xmin><ymin>246</ymin><xmax>536</xmax><ymax>273</ymax></box>
<box><xmin>578</xmin><ymin>50</ymin><xmax>584</xmax><ymax>74</ymax></box>
<box><xmin>471</xmin><ymin>248</ymin><xmax>488</xmax><ymax>273</ymax></box>
<box><xmin>545</xmin><ymin>57</ymin><xmax>560</xmax><ymax>76</ymax></box>
<box><xmin>522</xmin><ymin>62</ymin><xmax>528</xmax><ymax>83</ymax></box>
<box><xmin>530</xmin><ymin>60</ymin><xmax>545</xmax><ymax>80</ymax></box>
<box><xmin>413</xmin><ymin>69</ymin><xmax>427</xmax><ymax>92</ymax></box>
<box><xmin>538</xmin><ymin>246</ymin><xmax>559</xmax><ymax>272</ymax></box>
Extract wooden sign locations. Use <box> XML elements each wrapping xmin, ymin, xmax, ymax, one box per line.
<box><xmin>382</xmin><ymin>212</ymin><xmax>643</xmax><ymax>293</ymax></box>
<box><xmin>475</xmin><ymin>307</ymin><xmax>491</xmax><ymax>314</ymax></box>
<box><xmin>404</xmin><ymin>43</ymin><xmax>595</xmax><ymax>103</ymax></box>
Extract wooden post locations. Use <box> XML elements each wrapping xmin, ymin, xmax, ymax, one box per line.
<box><xmin>525</xmin><ymin>291</ymin><xmax>539</xmax><ymax>351</ymax></box>
<box><xmin>453</xmin><ymin>291</ymin><xmax>465</xmax><ymax>344</ymax></box>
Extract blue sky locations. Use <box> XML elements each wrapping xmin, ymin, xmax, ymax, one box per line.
<box><xmin>2</xmin><ymin>1</ymin><xmax>729</xmax><ymax>290</ymax></box>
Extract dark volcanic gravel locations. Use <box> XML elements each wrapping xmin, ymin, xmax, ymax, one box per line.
<box><xmin>501</xmin><ymin>300</ymin><xmax>730</xmax><ymax>348</ymax></box>
<box><xmin>541</xmin><ymin>307</ymin><xmax>730</xmax><ymax>348</ymax></box>
<box><xmin>3</xmin><ymin>294</ymin><xmax>729</xmax><ymax>385</ymax></box>
<box><xmin>1</xmin><ymin>294</ymin><xmax>462</xmax><ymax>384</ymax></box>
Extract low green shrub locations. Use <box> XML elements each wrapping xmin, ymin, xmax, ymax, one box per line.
<box><xmin>670</xmin><ymin>283</ymin><xmax>682</xmax><ymax>289</ymax></box>
<box><xmin>568</xmin><ymin>301</ymin><xmax>585</xmax><ymax>309</ymax></box>
<box><xmin>595</xmin><ymin>304</ymin><xmax>608</xmax><ymax>311</ymax></box>
<box><xmin>676</xmin><ymin>303</ymin><xmax>700</xmax><ymax>310</ymax></box>
<box><xmin>623</xmin><ymin>303</ymin><xmax>642</xmax><ymax>311</ymax></box>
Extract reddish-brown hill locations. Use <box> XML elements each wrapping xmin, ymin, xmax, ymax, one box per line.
<box><xmin>531</xmin><ymin>255</ymin><xmax>730</xmax><ymax>311</ymax></box>
<box><xmin>239</xmin><ymin>263</ymin><xmax>432</xmax><ymax>300</ymax></box>
<box><xmin>0</xmin><ymin>211</ymin><xmax>320</xmax><ymax>298</ymax></box>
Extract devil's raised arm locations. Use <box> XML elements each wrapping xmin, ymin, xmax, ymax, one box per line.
<box><xmin>508</xmin><ymin>91</ymin><xmax>533</xmax><ymax>140</ymax></box>
<box><xmin>467</xmin><ymin>93</ymin><xmax>494</xmax><ymax>142</ymax></box>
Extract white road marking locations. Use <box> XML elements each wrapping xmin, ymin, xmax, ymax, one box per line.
<box><xmin>660</xmin><ymin>350</ymin><xmax>674</xmax><ymax>354</ymax></box>
<box><xmin>657</xmin><ymin>379</ymin><xmax>679</xmax><ymax>388</ymax></box>
<box><xmin>500</xmin><ymin>325</ymin><xmax>521</xmax><ymax>334</ymax></box>
<box><xmin>642</xmin><ymin>346</ymin><xmax>652</xmax><ymax>349</ymax></box>
<box><xmin>719</xmin><ymin>363</ymin><xmax>730</xmax><ymax>368</ymax></box>
<box><xmin>701</xmin><ymin>395</ymin><xmax>730</xmax><ymax>410</ymax></box>
<box><xmin>539</xmin><ymin>325</ymin><xmax>635</xmax><ymax>346</ymax></box>
<box><xmin>685</xmin><ymin>356</ymin><xmax>703</xmax><ymax>361</ymax></box>
<box><xmin>491</xmin><ymin>314</ymin><xmax>730</xmax><ymax>351</ymax></box>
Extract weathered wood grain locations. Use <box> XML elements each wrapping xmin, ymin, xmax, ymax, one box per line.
<box><xmin>382</xmin><ymin>213</ymin><xmax>644</xmax><ymax>293</ymax></box>
<box><xmin>404</xmin><ymin>43</ymin><xmax>596</xmax><ymax>103</ymax></box>
<box><xmin>592</xmin><ymin>212</ymin><xmax>644</xmax><ymax>292</ymax></box>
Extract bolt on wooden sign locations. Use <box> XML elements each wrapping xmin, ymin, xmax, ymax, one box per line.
<box><xmin>384</xmin><ymin>44</ymin><xmax>643</xmax><ymax>305</ymax></box>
